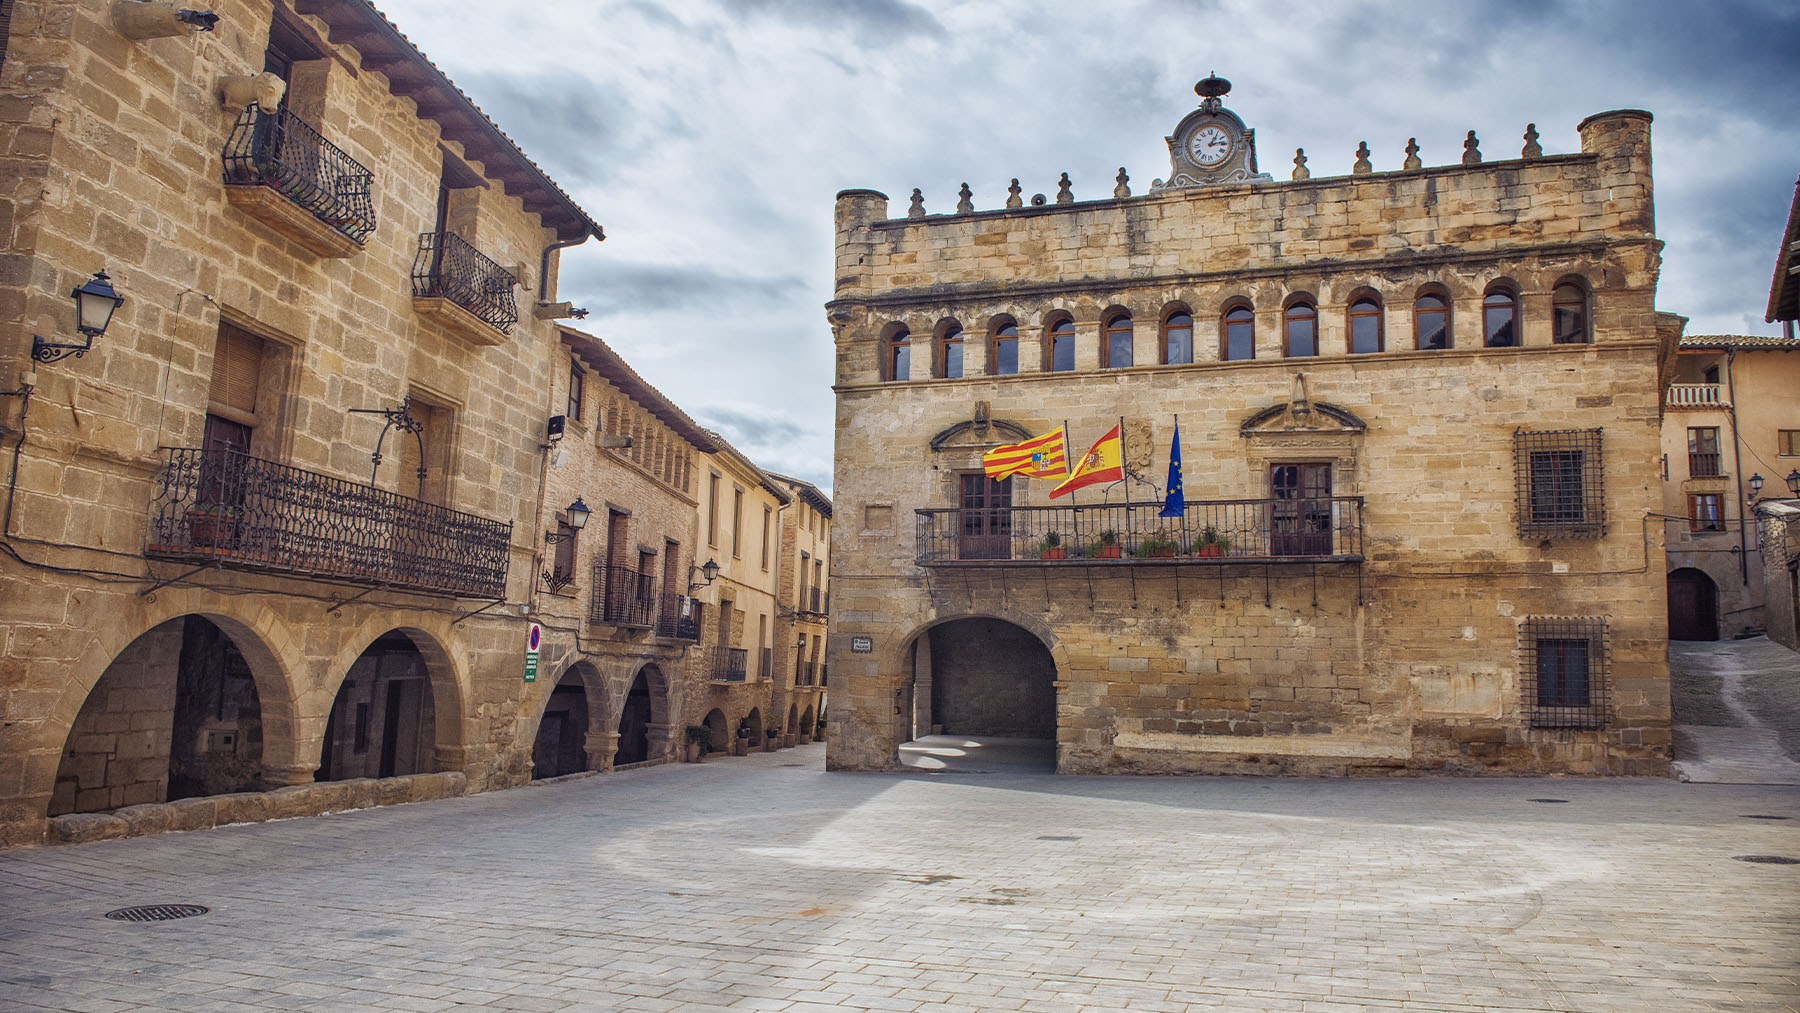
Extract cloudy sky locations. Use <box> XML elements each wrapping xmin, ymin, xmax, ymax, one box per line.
<box><xmin>376</xmin><ymin>0</ymin><xmax>1800</xmax><ymax>495</ymax></box>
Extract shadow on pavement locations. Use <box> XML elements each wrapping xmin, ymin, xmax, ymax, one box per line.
<box><xmin>898</xmin><ymin>734</ymin><xmax>1055</xmax><ymax>773</ymax></box>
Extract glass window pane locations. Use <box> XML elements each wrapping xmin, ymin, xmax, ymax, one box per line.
<box><xmin>1106</xmin><ymin>318</ymin><xmax>1133</xmax><ymax>368</ymax></box>
<box><xmin>1285</xmin><ymin>305</ymin><xmax>1316</xmax><ymax>357</ymax></box>
<box><xmin>1050</xmin><ymin>323</ymin><xmax>1074</xmax><ymax>372</ymax></box>
<box><xmin>1165</xmin><ymin>313</ymin><xmax>1192</xmax><ymax>364</ymax></box>
<box><xmin>1553</xmin><ymin>286</ymin><xmax>1587</xmax><ymax>344</ymax></box>
<box><xmin>1484</xmin><ymin>292</ymin><xmax>1516</xmax><ymax>347</ymax></box>
<box><xmin>891</xmin><ymin>343</ymin><xmax>909</xmax><ymax>380</ymax></box>
<box><xmin>1417</xmin><ymin>296</ymin><xmax>1447</xmax><ymax>349</ymax></box>
<box><xmin>994</xmin><ymin>337</ymin><xmax>1017</xmax><ymax>375</ymax></box>
<box><xmin>943</xmin><ymin>339</ymin><xmax>962</xmax><ymax>378</ymax></box>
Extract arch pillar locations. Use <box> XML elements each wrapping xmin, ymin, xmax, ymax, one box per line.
<box><xmin>644</xmin><ymin>720</ymin><xmax>675</xmax><ymax>761</ymax></box>
<box><xmin>262</xmin><ymin>761</ymin><xmax>317</xmax><ymax>788</ymax></box>
<box><xmin>587</xmin><ymin>730</ymin><xmax>619</xmax><ymax>771</ymax></box>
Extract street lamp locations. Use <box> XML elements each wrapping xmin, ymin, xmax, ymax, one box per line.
<box><xmin>689</xmin><ymin>557</ymin><xmax>720</xmax><ymax>591</ymax></box>
<box><xmin>1748</xmin><ymin>473</ymin><xmax>1765</xmax><ymax>501</ymax></box>
<box><xmin>32</xmin><ymin>270</ymin><xmax>124</xmax><ymax>363</ymax></box>
<box><xmin>1788</xmin><ymin>469</ymin><xmax>1800</xmax><ymax>497</ymax></box>
<box><xmin>544</xmin><ymin>497</ymin><xmax>590</xmax><ymax>542</ymax></box>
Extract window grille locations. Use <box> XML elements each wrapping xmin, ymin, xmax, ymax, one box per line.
<box><xmin>1514</xmin><ymin>429</ymin><xmax>1604</xmax><ymax>538</ymax></box>
<box><xmin>1519</xmin><ymin>616</ymin><xmax>1608</xmax><ymax>729</ymax></box>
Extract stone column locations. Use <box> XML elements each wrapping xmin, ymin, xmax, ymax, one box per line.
<box><xmin>1019</xmin><ymin>324</ymin><xmax>1047</xmax><ymax>374</ymax></box>
<box><xmin>261</xmin><ymin>762</ymin><xmax>317</xmax><ymax>788</ymax></box>
<box><xmin>587</xmin><ymin>730</ymin><xmax>620</xmax><ymax>771</ymax></box>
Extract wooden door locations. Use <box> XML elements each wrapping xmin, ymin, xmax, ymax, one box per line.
<box><xmin>1271</xmin><ymin>463</ymin><xmax>1332</xmax><ymax>556</ymax></box>
<box><xmin>1667</xmin><ymin>568</ymin><xmax>1718</xmax><ymax>641</ymax></box>
<box><xmin>958</xmin><ymin>474</ymin><xmax>1013</xmax><ymax>560</ymax></box>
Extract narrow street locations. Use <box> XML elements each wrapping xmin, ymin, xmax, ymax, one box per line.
<box><xmin>1672</xmin><ymin>636</ymin><xmax>1800</xmax><ymax>785</ymax></box>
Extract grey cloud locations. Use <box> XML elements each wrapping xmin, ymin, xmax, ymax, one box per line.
<box><xmin>715</xmin><ymin>0</ymin><xmax>947</xmax><ymax>45</ymax></box>
<box><xmin>563</xmin><ymin>261</ymin><xmax>809</xmax><ymax>317</ymax></box>
<box><xmin>457</xmin><ymin>72</ymin><xmax>636</xmax><ymax>185</ymax></box>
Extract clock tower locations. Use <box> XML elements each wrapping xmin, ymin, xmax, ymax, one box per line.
<box><xmin>1151</xmin><ymin>73</ymin><xmax>1272</xmax><ymax>190</ymax></box>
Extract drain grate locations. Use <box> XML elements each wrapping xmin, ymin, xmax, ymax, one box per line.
<box><xmin>1741</xmin><ymin>814</ymin><xmax>1792</xmax><ymax>821</ymax></box>
<box><xmin>1733</xmin><ymin>855</ymin><xmax>1800</xmax><ymax>865</ymax></box>
<box><xmin>104</xmin><ymin>904</ymin><xmax>209</xmax><ymax>923</ymax></box>
<box><xmin>1528</xmin><ymin>798</ymin><xmax>1569</xmax><ymax>804</ymax></box>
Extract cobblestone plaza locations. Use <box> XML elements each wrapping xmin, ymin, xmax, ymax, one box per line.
<box><xmin>3</xmin><ymin>745</ymin><xmax>1797</xmax><ymax>1012</ymax></box>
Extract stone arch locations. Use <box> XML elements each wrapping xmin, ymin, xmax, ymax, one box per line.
<box><xmin>702</xmin><ymin>707</ymin><xmax>729</xmax><ymax>755</ymax></box>
<box><xmin>1667</xmin><ymin>566</ymin><xmax>1720</xmax><ymax>642</ymax></box>
<box><xmin>885</xmin><ymin>611</ymin><xmax>1069</xmax><ymax>747</ymax></box>
<box><xmin>315</xmin><ymin>623</ymin><xmax>467</xmax><ymax>781</ymax></box>
<box><xmin>31</xmin><ymin>594</ymin><xmax>305</xmax><ymax>818</ymax></box>
<box><xmin>786</xmin><ymin>703</ymin><xmax>799</xmax><ymax>742</ymax></box>
<box><xmin>530</xmin><ymin>660</ymin><xmax>605</xmax><ymax>778</ymax></box>
<box><xmin>742</xmin><ymin>706</ymin><xmax>764</xmax><ymax>747</ymax></box>
<box><xmin>613</xmin><ymin>660</ymin><xmax>672</xmax><ymax>765</ymax></box>
<box><xmin>799</xmin><ymin>705</ymin><xmax>815</xmax><ymax>739</ymax></box>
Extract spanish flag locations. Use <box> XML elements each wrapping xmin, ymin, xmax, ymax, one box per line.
<box><xmin>1049</xmin><ymin>425</ymin><xmax>1124</xmax><ymax>498</ymax></box>
<box><xmin>983</xmin><ymin>426</ymin><xmax>1069</xmax><ymax>481</ymax></box>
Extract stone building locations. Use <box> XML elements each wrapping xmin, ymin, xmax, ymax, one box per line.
<box><xmin>527</xmin><ymin>325</ymin><xmax>717</xmax><ymax>776</ymax></box>
<box><xmin>769</xmin><ymin>472</ymin><xmax>830</xmax><ymax>744</ymax></box>
<box><xmin>0</xmin><ymin>0</ymin><xmax>605</xmax><ymax>845</ymax></box>
<box><xmin>826</xmin><ymin>77</ymin><xmax>1677</xmax><ymax>776</ymax></box>
<box><xmin>1755</xmin><ymin>176</ymin><xmax>1800</xmax><ymax>650</ymax></box>
<box><xmin>1659</xmin><ymin>333</ymin><xmax>1800</xmax><ymax>640</ymax></box>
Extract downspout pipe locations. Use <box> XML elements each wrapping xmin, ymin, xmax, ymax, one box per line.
<box><xmin>540</xmin><ymin>227</ymin><xmax>600</xmax><ymax>302</ymax></box>
<box><xmin>1726</xmin><ymin>347</ymin><xmax>1750</xmax><ymax>585</ymax></box>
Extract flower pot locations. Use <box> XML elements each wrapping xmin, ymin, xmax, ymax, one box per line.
<box><xmin>685</xmin><ymin>742</ymin><xmax>702</xmax><ymax>763</ymax></box>
<box><xmin>1096</xmin><ymin>546</ymin><xmax>1121</xmax><ymax>559</ymax></box>
<box><xmin>1040</xmin><ymin>547</ymin><xmax>1067</xmax><ymax>560</ymax></box>
<box><xmin>1150</xmin><ymin>547</ymin><xmax>1175</xmax><ymax>558</ymax></box>
<box><xmin>1195</xmin><ymin>544</ymin><xmax>1224</xmax><ymax>558</ymax></box>
<box><xmin>188</xmin><ymin>511</ymin><xmax>240</xmax><ymax>552</ymax></box>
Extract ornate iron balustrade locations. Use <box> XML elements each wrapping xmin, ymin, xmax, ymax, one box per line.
<box><xmin>413</xmin><ymin>231</ymin><xmax>517</xmax><ymax>333</ymax></box>
<box><xmin>712</xmin><ymin>647</ymin><xmax>747</xmax><ymax>682</ymax></box>
<box><xmin>915</xmin><ymin>497</ymin><xmax>1364</xmax><ymax>565</ymax></box>
<box><xmin>222</xmin><ymin>106</ymin><xmax>375</xmax><ymax>244</ymax></box>
<box><xmin>591</xmin><ymin>564</ymin><xmax>656</xmax><ymax>626</ymax></box>
<box><xmin>655</xmin><ymin>593</ymin><xmax>701</xmax><ymax>640</ymax></box>
<box><xmin>147</xmin><ymin>447</ymin><xmax>510</xmax><ymax>597</ymax></box>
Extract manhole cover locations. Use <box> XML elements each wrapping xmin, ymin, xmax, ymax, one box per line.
<box><xmin>1528</xmin><ymin>798</ymin><xmax>1569</xmax><ymax>804</ymax></box>
<box><xmin>1733</xmin><ymin>855</ymin><xmax>1800</xmax><ymax>865</ymax></box>
<box><xmin>1741</xmin><ymin>815</ymin><xmax>1792</xmax><ymax>820</ymax></box>
<box><xmin>104</xmin><ymin>904</ymin><xmax>209</xmax><ymax>922</ymax></box>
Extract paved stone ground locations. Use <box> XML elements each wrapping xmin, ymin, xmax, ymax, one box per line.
<box><xmin>3</xmin><ymin>747</ymin><xmax>1799</xmax><ymax>1013</ymax></box>
<box><xmin>1672</xmin><ymin>636</ymin><xmax>1800</xmax><ymax>785</ymax></box>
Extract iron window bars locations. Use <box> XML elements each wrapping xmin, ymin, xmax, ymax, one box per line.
<box><xmin>222</xmin><ymin>106</ymin><xmax>376</xmax><ymax>244</ymax></box>
<box><xmin>914</xmin><ymin>497</ymin><xmax>1363</xmax><ymax>565</ymax></box>
<box><xmin>591</xmin><ymin>564</ymin><xmax>656</xmax><ymax>626</ymax></box>
<box><xmin>147</xmin><ymin>446</ymin><xmax>510</xmax><ymax>598</ymax></box>
<box><xmin>1514</xmin><ymin>428</ymin><xmax>1605</xmax><ymax>538</ymax></box>
<box><xmin>412</xmin><ymin>231</ymin><xmax>519</xmax><ymax>333</ymax></box>
<box><xmin>1518</xmin><ymin>615</ymin><xmax>1609</xmax><ymax>729</ymax></box>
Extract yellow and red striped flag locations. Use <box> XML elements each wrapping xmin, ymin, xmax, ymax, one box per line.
<box><xmin>1049</xmin><ymin>424</ymin><xmax>1124</xmax><ymax>498</ymax></box>
<box><xmin>983</xmin><ymin>426</ymin><xmax>1069</xmax><ymax>481</ymax></box>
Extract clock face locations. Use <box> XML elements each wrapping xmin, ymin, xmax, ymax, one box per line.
<box><xmin>1188</xmin><ymin>125</ymin><xmax>1232</xmax><ymax>167</ymax></box>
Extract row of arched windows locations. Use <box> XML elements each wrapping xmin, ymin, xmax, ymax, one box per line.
<box><xmin>884</xmin><ymin>279</ymin><xmax>1592</xmax><ymax>380</ymax></box>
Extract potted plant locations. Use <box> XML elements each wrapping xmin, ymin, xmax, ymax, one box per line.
<box><xmin>684</xmin><ymin>724</ymin><xmax>712</xmax><ymax>762</ymax></box>
<box><xmin>736</xmin><ymin>720</ymin><xmax>751</xmax><ymax>756</ymax></box>
<box><xmin>1093</xmin><ymin>529</ymin><xmax>1122</xmax><ymax>559</ymax></box>
<box><xmin>1039</xmin><ymin>531</ymin><xmax>1066</xmax><ymax>560</ymax></box>
<box><xmin>1135</xmin><ymin>534</ymin><xmax>1177</xmax><ymax>558</ymax></box>
<box><xmin>188</xmin><ymin>503</ymin><xmax>241</xmax><ymax>552</ymax></box>
<box><xmin>1195</xmin><ymin>526</ymin><xmax>1230</xmax><ymax>558</ymax></box>
<box><xmin>764</xmin><ymin>727</ymin><xmax>781</xmax><ymax>752</ymax></box>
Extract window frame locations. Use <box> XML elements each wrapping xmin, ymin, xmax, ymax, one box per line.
<box><xmin>1162</xmin><ymin>310</ymin><xmax>1194</xmax><ymax>365</ymax></box>
<box><xmin>1779</xmin><ymin>430</ymin><xmax>1800</xmax><ymax>457</ymax></box>
<box><xmin>1514</xmin><ymin>428</ymin><xmax>1606</xmax><ymax>538</ymax></box>
<box><xmin>1347</xmin><ymin>296</ymin><xmax>1383</xmax><ymax>354</ymax></box>
<box><xmin>1519</xmin><ymin>616</ymin><xmax>1608</xmax><ymax>730</ymax></box>
<box><xmin>1482</xmin><ymin>285</ymin><xmax>1518</xmax><ymax>348</ymax></box>
<box><xmin>1414</xmin><ymin>290</ymin><xmax>1451</xmax><ymax>350</ymax></box>
<box><xmin>1221</xmin><ymin>302</ymin><xmax>1255</xmax><ymax>361</ymax></box>
<box><xmin>885</xmin><ymin>325</ymin><xmax>911</xmax><ymax>382</ymax></box>
<box><xmin>1102</xmin><ymin>312</ymin><xmax>1133</xmax><ymax>369</ymax></box>
<box><xmin>1687</xmin><ymin>493</ymin><xmax>1724</xmax><ymax>532</ymax></box>
<box><xmin>1045</xmin><ymin>318</ymin><xmax>1076</xmax><ymax>373</ymax></box>
<box><xmin>1552</xmin><ymin>280</ymin><xmax>1590</xmax><ymax>345</ymax></box>
<box><xmin>567</xmin><ymin>359</ymin><xmax>584</xmax><ymax>421</ymax></box>
<box><xmin>1282</xmin><ymin>299</ymin><xmax>1318</xmax><ymax>358</ymax></box>
<box><xmin>937</xmin><ymin>324</ymin><xmax>964</xmax><ymax>379</ymax></box>
<box><xmin>989</xmin><ymin>321</ymin><xmax>1019</xmax><ymax>376</ymax></box>
<box><xmin>1687</xmin><ymin>426</ymin><xmax>1721</xmax><ymax>478</ymax></box>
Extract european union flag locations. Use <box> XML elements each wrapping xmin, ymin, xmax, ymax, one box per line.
<box><xmin>1159</xmin><ymin>420</ymin><xmax>1184</xmax><ymax>517</ymax></box>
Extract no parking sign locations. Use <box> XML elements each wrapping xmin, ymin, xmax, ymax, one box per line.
<box><xmin>524</xmin><ymin>622</ymin><xmax>541</xmax><ymax>682</ymax></box>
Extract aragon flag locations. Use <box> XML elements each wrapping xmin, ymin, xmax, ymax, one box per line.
<box><xmin>983</xmin><ymin>426</ymin><xmax>1069</xmax><ymax>481</ymax></box>
<box><xmin>1049</xmin><ymin>425</ymin><xmax>1124</xmax><ymax>499</ymax></box>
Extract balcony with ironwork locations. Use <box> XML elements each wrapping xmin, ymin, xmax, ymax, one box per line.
<box><xmin>759</xmin><ymin>648</ymin><xmax>772</xmax><ymax>681</ymax></box>
<box><xmin>1687</xmin><ymin>452</ymin><xmax>1723</xmax><ymax>478</ymax></box>
<box><xmin>411</xmin><ymin>231</ymin><xmax>518</xmax><ymax>345</ymax></box>
<box><xmin>1666</xmin><ymin>383</ymin><xmax>1728</xmax><ymax>410</ymax></box>
<box><xmin>591</xmin><ymin>564</ymin><xmax>656</xmax><ymax>627</ymax></box>
<box><xmin>146</xmin><ymin>447</ymin><xmax>510</xmax><ymax>598</ymax></box>
<box><xmin>915</xmin><ymin>498</ymin><xmax>1364</xmax><ymax>567</ymax></box>
<box><xmin>222</xmin><ymin>106</ymin><xmax>375</xmax><ymax>258</ymax></box>
<box><xmin>800</xmin><ymin>586</ymin><xmax>828</xmax><ymax>618</ymax></box>
<box><xmin>796</xmin><ymin>661</ymin><xmax>819</xmax><ymax>686</ymax></box>
<box><xmin>712</xmin><ymin>647</ymin><xmax>747</xmax><ymax>682</ymax></box>
<box><xmin>654</xmin><ymin>593</ymin><xmax>701</xmax><ymax>641</ymax></box>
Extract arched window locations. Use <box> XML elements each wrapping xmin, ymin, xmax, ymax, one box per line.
<box><xmin>1103</xmin><ymin>313</ymin><xmax>1133</xmax><ymax>368</ymax></box>
<box><xmin>1553</xmin><ymin>283</ymin><xmax>1589</xmax><ymax>344</ymax></box>
<box><xmin>938</xmin><ymin>325</ymin><xmax>963</xmax><ymax>379</ymax></box>
<box><xmin>1284</xmin><ymin>301</ymin><xmax>1317</xmax><ymax>357</ymax></box>
<box><xmin>1047</xmin><ymin>318</ymin><xmax>1075</xmax><ymax>372</ymax></box>
<box><xmin>1163</xmin><ymin>312</ymin><xmax>1193</xmax><ymax>365</ymax></box>
<box><xmin>1222</xmin><ymin>304</ymin><xmax>1254</xmax><ymax>361</ymax></box>
<box><xmin>990</xmin><ymin>322</ymin><xmax>1019</xmax><ymax>375</ymax></box>
<box><xmin>1483</xmin><ymin>287</ymin><xmax>1517</xmax><ymax>347</ymax></box>
<box><xmin>1348</xmin><ymin>297</ymin><xmax>1383</xmax><ymax>354</ymax></box>
<box><xmin>1415</xmin><ymin>293</ymin><xmax>1450</xmax><ymax>349</ymax></box>
<box><xmin>886</xmin><ymin>326</ymin><xmax>910</xmax><ymax>381</ymax></box>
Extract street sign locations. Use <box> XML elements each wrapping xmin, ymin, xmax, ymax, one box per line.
<box><xmin>525</xmin><ymin>621</ymin><xmax>542</xmax><ymax>682</ymax></box>
<box><xmin>851</xmin><ymin>636</ymin><xmax>872</xmax><ymax>654</ymax></box>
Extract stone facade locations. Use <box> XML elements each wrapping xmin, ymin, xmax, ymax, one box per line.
<box><xmin>826</xmin><ymin>90</ymin><xmax>1676</xmax><ymax>777</ymax></box>
<box><xmin>0</xmin><ymin>0</ymin><xmax>608</xmax><ymax>846</ymax></box>
<box><xmin>769</xmin><ymin>473</ymin><xmax>830</xmax><ymax>744</ymax></box>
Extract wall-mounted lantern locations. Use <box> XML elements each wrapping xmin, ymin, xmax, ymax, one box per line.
<box><xmin>33</xmin><ymin>271</ymin><xmax>124</xmax><ymax>363</ymax></box>
<box><xmin>689</xmin><ymin>558</ymin><xmax>720</xmax><ymax>591</ymax></box>
<box><xmin>544</xmin><ymin>497</ymin><xmax>590</xmax><ymax>542</ymax></box>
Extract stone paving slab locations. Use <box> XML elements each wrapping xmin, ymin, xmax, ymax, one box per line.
<box><xmin>1672</xmin><ymin>636</ymin><xmax>1800</xmax><ymax>786</ymax></box>
<box><xmin>2</xmin><ymin>745</ymin><xmax>1798</xmax><ymax>1012</ymax></box>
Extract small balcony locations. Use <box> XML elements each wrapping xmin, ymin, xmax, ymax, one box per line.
<box><xmin>802</xmin><ymin>587</ymin><xmax>828</xmax><ymax>616</ymax></box>
<box><xmin>591</xmin><ymin>564</ymin><xmax>655</xmax><ymax>627</ymax></box>
<box><xmin>712</xmin><ymin>647</ymin><xmax>747</xmax><ymax>682</ymax></box>
<box><xmin>796</xmin><ymin>661</ymin><xmax>819</xmax><ymax>686</ymax></box>
<box><xmin>412</xmin><ymin>231</ymin><xmax>518</xmax><ymax>345</ymax></box>
<box><xmin>915</xmin><ymin>498</ymin><xmax>1364</xmax><ymax>566</ymax></box>
<box><xmin>1688</xmin><ymin>452</ymin><xmax>1723</xmax><ymax>478</ymax></box>
<box><xmin>1666</xmin><ymin>384</ymin><xmax>1728</xmax><ymax>410</ymax></box>
<box><xmin>759</xmin><ymin>647</ymin><xmax>772</xmax><ymax>681</ymax></box>
<box><xmin>222</xmin><ymin>106</ymin><xmax>375</xmax><ymax>257</ymax></box>
<box><xmin>654</xmin><ymin>593</ymin><xmax>701</xmax><ymax>641</ymax></box>
<box><xmin>147</xmin><ymin>447</ymin><xmax>510</xmax><ymax>598</ymax></box>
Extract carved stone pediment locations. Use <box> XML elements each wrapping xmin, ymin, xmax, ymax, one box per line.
<box><xmin>1239</xmin><ymin>374</ymin><xmax>1367</xmax><ymax>436</ymax></box>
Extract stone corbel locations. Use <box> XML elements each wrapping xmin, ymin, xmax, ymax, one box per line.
<box><xmin>218</xmin><ymin>71</ymin><xmax>287</xmax><ymax>113</ymax></box>
<box><xmin>534</xmin><ymin>301</ymin><xmax>589</xmax><ymax>320</ymax></box>
<box><xmin>114</xmin><ymin>1</ymin><xmax>219</xmax><ymax>39</ymax></box>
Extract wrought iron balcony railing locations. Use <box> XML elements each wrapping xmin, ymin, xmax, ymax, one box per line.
<box><xmin>222</xmin><ymin>106</ymin><xmax>375</xmax><ymax>244</ymax></box>
<box><xmin>591</xmin><ymin>564</ymin><xmax>656</xmax><ymax>626</ymax></box>
<box><xmin>1687</xmin><ymin>452</ymin><xmax>1723</xmax><ymax>478</ymax></box>
<box><xmin>796</xmin><ymin>661</ymin><xmax>818</xmax><ymax>686</ymax></box>
<box><xmin>412</xmin><ymin>231</ymin><xmax>518</xmax><ymax>333</ymax></box>
<box><xmin>804</xmin><ymin>587</ymin><xmax>827</xmax><ymax>614</ymax></box>
<box><xmin>712</xmin><ymin>647</ymin><xmax>747</xmax><ymax>682</ymax></box>
<box><xmin>655</xmin><ymin>593</ymin><xmax>702</xmax><ymax>641</ymax></box>
<box><xmin>1666</xmin><ymin>383</ymin><xmax>1727</xmax><ymax>409</ymax></box>
<box><xmin>915</xmin><ymin>497</ymin><xmax>1364</xmax><ymax>565</ymax></box>
<box><xmin>147</xmin><ymin>447</ymin><xmax>510</xmax><ymax>597</ymax></box>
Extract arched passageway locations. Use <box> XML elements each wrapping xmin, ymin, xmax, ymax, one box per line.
<box><xmin>702</xmin><ymin>708</ymin><xmax>728</xmax><ymax>755</ymax></box>
<box><xmin>800</xmin><ymin>706</ymin><xmax>815</xmax><ymax>740</ymax></box>
<box><xmin>319</xmin><ymin>632</ymin><xmax>441</xmax><ymax>781</ymax></box>
<box><xmin>916</xmin><ymin>617</ymin><xmax>1056</xmax><ymax>738</ymax></box>
<box><xmin>533</xmin><ymin>665</ymin><xmax>595</xmax><ymax>778</ymax></box>
<box><xmin>1668</xmin><ymin>567</ymin><xmax>1720</xmax><ymax>642</ymax></box>
<box><xmin>786</xmin><ymin>704</ymin><xmax>798</xmax><ymax>743</ymax></box>
<box><xmin>52</xmin><ymin>615</ymin><xmax>269</xmax><ymax>815</ymax></box>
<box><xmin>614</xmin><ymin>667</ymin><xmax>653</xmax><ymax>765</ymax></box>
<box><xmin>742</xmin><ymin>707</ymin><xmax>763</xmax><ymax>749</ymax></box>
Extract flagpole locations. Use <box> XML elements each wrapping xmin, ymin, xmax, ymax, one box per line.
<box><xmin>1174</xmin><ymin>413</ymin><xmax>1187</xmax><ymax>551</ymax></box>
<box><xmin>1062</xmin><ymin>419</ymin><xmax>1078</xmax><ymax>551</ymax></box>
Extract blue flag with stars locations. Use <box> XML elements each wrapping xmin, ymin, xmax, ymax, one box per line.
<box><xmin>1160</xmin><ymin>420</ymin><xmax>1185</xmax><ymax>517</ymax></box>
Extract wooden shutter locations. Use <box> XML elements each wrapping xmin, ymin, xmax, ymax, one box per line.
<box><xmin>209</xmin><ymin>323</ymin><xmax>264</xmax><ymax>416</ymax></box>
